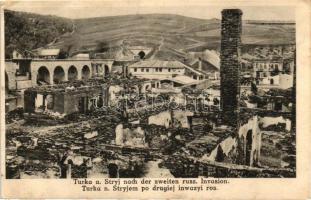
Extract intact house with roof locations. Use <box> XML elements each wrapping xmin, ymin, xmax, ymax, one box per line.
<box><xmin>128</xmin><ymin>59</ymin><xmax>208</xmax><ymax>90</ymax></box>
<box><xmin>36</xmin><ymin>49</ymin><xmax>61</xmax><ymax>59</ymax></box>
<box><xmin>129</xmin><ymin>60</ymin><xmax>185</xmax><ymax>79</ymax></box>
<box><xmin>128</xmin><ymin>59</ymin><xmax>206</xmax><ymax>80</ymax></box>
<box><xmin>252</xmin><ymin>58</ymin><xmax>293</xmax><ymax>89</ymax></box>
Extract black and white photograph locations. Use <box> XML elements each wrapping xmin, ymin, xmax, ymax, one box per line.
<box><xmin>4</xmin><ymin>2</ymin><xmax>297</xmax><ymax>180</ymax></box>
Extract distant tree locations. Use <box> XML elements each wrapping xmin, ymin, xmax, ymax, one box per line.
<box><xmin>58</xmin><ymin>49</ymin><xmax>68</xmax><ymax>59</ymax></box>
<box><xmin>4</xmin><ymin>10</ymin><xmax>73</xmax><ymax>58</ymax></box>
<box><xmin>95</xmin><ymin>41</ymin><xmax>109</xmax><ymax>52</ymax></box>
<box><xmin>89</xmin><ymin>51</ymin><xmax>96</xmax><ymax>59</ymax></box>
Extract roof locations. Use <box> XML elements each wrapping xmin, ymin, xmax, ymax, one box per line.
<box><xmin>160</xmin><ymin>75</ymin><xmax>199</xmax><ymax>85</ymax></box>
<box><xmin>252</xmin><ymin>58</ymin><xmax>284</xmax><ymax>62</ymax></box>
<box><xmin>38</xmin><ymin>49</ymin><xmax>60</xmax><ymax>56</ymax></box>
<box><xmin>129</xmin><ymin>60</ymin><xmax>187</xmax><ymax>69</ymax></box>
<box><xmin>190</xmin><ymin>59</ymin><xmax>219</xmax><ymax>73</ymax></box>
<box><xmin>127</xmin><ymin>46</ymin><xmax>152</xmax><ymax>50</ymax></box>
<box><xmin>171</xmin><ymin>75</ymin><xmax>199</xmax><ymax>85</ymax></box>
<box><xmin>72</xmin><ymin>53</ymin><xmax>90</xmax><ymax>59</ymax></box>
<box><xmin>188</xmin><ymin>50</ymin><xmax>220</xmax><ymax>69</ymax></box>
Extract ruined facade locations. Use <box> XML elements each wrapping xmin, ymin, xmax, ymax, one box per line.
<box><xmin>24</xmin><ymin>84</ymin><xmax>109</xmax><ymax>116</ymax></box>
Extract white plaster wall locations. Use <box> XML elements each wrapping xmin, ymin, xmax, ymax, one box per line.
<box><xmin>238</xmin><ymin>115</ymin><xmax>261</xmax><ymax>166</ymax></box>
<box><xmin>108</xmin><ymin>85</ymin><xmax>123</xmax><ymax>106</ymax></box>
<box><xmin>207</xmin><ymin>136</ymin><xmax>237</xmax><ymax>161</ymax></box>
<box><xmin>259</xmin><ymin>116</ymin><xmax>286</xmax><ymax>128</ymax></box>
<box><xmin>279</xmin><ymin>74</ymin><xmax>293</xmax><ymax>89</ymax></box>
<box><xmin>5</xmin><ymin>62</ymin><xmax>19</xmax><ymax>90</ymax></box>
<box><xmin>115</xmin><ymin>124</ymin><xmax>124</xmax><ymax>146</ymax></box>
<box><xmin>173</xmin><ymin>110</ymin><xmax>194</xmax><ymax>128</ymax></box>
<box><xmin>148</xmin><ymin>111</ymin><xmax>171</xmax><ymax>128</ymax></box>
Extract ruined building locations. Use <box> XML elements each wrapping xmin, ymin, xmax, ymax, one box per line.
<box><xmin>24</xmin><ymin>83</ymin><xmax>109</xmax><ymax>117</ymax></box>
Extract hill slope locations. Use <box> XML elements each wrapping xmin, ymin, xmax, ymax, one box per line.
<box><xmin>5</xmin><ymin>10</ymin><xmax>74</xmax><ymax>58</ymax></box>
<box><xmin>50</xmin><ymin>14</ymin><xmax>296</xmax><ymax>60</ymax></box>
<box><xmin>5</xmin><ymin>12</ymin><xmax>295</xmax><ymax>60</ymax></box>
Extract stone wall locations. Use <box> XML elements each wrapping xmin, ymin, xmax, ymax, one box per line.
<box><xmin>5</xmin><ymin>62</ymin><xmax>18</xmax><ymax>90</ymax></box>
<box><xmin>237</xmin><ymin>115</ymin><xmax>261</xmax><ymax>166</ymax></box>
<box><xmin>5</xmin><ymin>59</ymin><xmax>114</xmax><ymax>87</ymax></box>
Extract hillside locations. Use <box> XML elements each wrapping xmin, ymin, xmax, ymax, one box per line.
<box><xmin>5</xmin><ymin>12</ymin><xmax>295</xmax><ymax>61</ymax></box>
<box><xmin>4</xmin><ymin>10</ymin><xmax>74</xmax><ymax>58</ymax></box>
<box><xmin>48</xmin><ymin>14</ymin><xmax>296</xmax><ymax>61</ymax></box>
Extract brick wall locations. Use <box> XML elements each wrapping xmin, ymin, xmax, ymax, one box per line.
<box><xmin>220</xmin><ymin>9</ymin><xmax>243</xmax><ymax>126</ymax></box>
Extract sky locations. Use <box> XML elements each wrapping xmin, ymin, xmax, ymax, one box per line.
<box><xmin>4</xmin><ymin>0</ymin><xmax>296</xmax><ymax>21</ymax></box>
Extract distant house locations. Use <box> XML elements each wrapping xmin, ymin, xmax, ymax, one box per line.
<box><xmin>129</xmin><ymin>59</ymin><xmax>206</xmax><ymax>81</ymax></box>
<box><xmin>253</xmin><ymin>59</ymin><xmax>283</xmax><ymax>77</ymax></box>
<box><xmin>240</xmin><ymin>59</ymin><xmax>253</xmax><ymax>72</ymax></box>
<box><xmin>279</xmin><ymin>74</ymin><xmax>294</xmax><ymax>89</ymax></box>
<box><xmin>250</xmin><ymin>58</ymin><xmax>294</xmax><ymax>89</ymax></box>
<box><xmin>129</xmin><ymin>60</ymin><xmax>186</xmax><ymax>79</ymax></box>
<box><xmin>188</xmin><ymin>58</ymin><xmax>219</xmax><ymax>80</ymax></box>
<box><xmin>252</xmin><ymin>59</ymin><xmax>284</xmax><ymax>85</ymax></box>
<box><xmin>37</xmin><ymin>49</ymin><xmax>60</xmax><ymax>59</ymax></box>
<box><xmin>12</xmin><ymin>50</ymin><xmax>35</xmax><ymax>59</ymax></box>
<box><xmin>72</xmin><ymin>53</ymin><xmax>90</xmax><ymax>60</ymax></box>
<box><xmin>12</xmin><ymin>50</ymin><xmax>25</xmax><ymax>59</ymax></box>
<box><xmin>283</xmin><ymin>58</ymin><xmax>295</xmax><ymax>74</ymax></box>
<box><xmin>159</xmin><ymin>75</ymin><xmax>201</xmax><ymax>89</ymax></box>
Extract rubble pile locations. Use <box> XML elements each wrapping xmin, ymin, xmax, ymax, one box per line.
<box><xmin>5</xmin><ymin>108</ymin><xmax>24</xmax><ymax>124</ymax></box>
<box><xmin>6</xmin><ymin>111</ymin><xmax>125</xmax><ymax>178</ymax></box>
<box><xmin>260</xmin><ymin>130</ymin><xmax>295</xmax><ymax>170</ymax></box>
<box><xmin>164</xmin><ymin>151</ymin><xmax>295</xmax><ymax>178</ymax></box>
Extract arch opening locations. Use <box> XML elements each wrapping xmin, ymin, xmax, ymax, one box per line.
<box><xmin>145</xmin><ymin>84</ymin><xmax>150</xmax><ymax>91</ymax></box>
<box><xmin>245</xmin><ymin>130</ymin><xmax>253</xmax><ymax>166</ymax></box>
<box><xmin>53</xmin><ymin>66</ymin><xmax>65</xmax><ymax>84</ymax></box>
<box><xmin>215</xmin><ymin>146</ymin><xmax>225</xmax><ymax>162</ymax></box>
<box><xmin>108</xmin><ymin>163</ymin><xmax>119</xmax><ymax>178</ymax></box>
<box><xmin>96</xmin><ymin>96</ymin><xmax>104</xmax><ymax>108</ymax></box>
<box><xmin>131</xmin><ymin>86</ymin><xmax>139</xmax><ymax>94</ymax></box>
<box><xmin>270</xmin><ymin>78</ymin><xmax>274</xmax><ymax>85</ymax></box>
<box><xmin>138</xmin><ymin>51</ymin><xmax>145</xmax><ymax>59</ymax></box>
<box><xmin>82</xmin><ymin>65</ymin><xmax>91</xmax><ymax>80</ymax></box>
<box><xmin>37</xmin><ymin>66</ymin><xmax>50</xmax><ymax>85</ymax></box>
<box><xmin>104</xmin><ymin>65</ymin><xmax>109</xmax><ymax>77</ymax></box>
<box><xmin>68</xmin><ymin>65</ymin><xmax>78</xmax><ymax>81</ymax></box>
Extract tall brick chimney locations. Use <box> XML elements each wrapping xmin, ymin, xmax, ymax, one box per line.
<box><xmin>220</xmin><ymin>9</ymin><xmax>243</xmax><ymax>126</ymax></box>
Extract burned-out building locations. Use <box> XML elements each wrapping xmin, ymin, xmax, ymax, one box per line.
<box><xmin>5</xmin><ymin>54</ymin><xmax>115</xmax><ymax>112</ymax></box>
<box><xmin>24</xmin><ymin>83</ymin><xmax>109</xmax><ymax>117</ymax></box>
<box><xmin>23</xmin><ymin>76</ymin><xmax>162</xmax><ymax>120</ymax></box>
<box><xmin>164</xmin><ymin>9</ymin><xmax>295</xmax><ymax>177</ymax></box>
